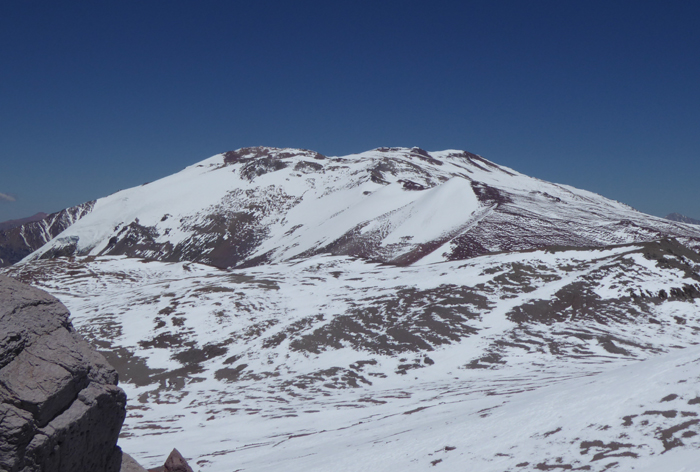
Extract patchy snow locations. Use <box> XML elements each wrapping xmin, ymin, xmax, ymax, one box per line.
<box><xmin>7</xmin><ymin>239</ymin><xmax>700</xmax><ymax>471</ymax></box>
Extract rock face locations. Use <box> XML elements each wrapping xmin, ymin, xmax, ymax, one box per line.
<box><xmin>0</xmin><ymin>274</ymin><xmax>126</xmax><ymax>472</ymax></box>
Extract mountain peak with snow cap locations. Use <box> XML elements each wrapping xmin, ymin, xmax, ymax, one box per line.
<box><xmin>24</xmin><ymin>146</ymin><xmax>700</xmax><ymax>269</ymax></box>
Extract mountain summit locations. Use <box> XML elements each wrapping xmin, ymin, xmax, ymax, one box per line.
<box><xmin>25</xmin><ymin>146</ymin><xmax>700</xmax><ymax>268</ymax></box>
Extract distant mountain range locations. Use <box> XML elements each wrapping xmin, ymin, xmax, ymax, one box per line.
<box><xmin>666</xmin><ymin>212</ymin><xmax>700</xmax><ymax>225</ymax></box>
<box><xmin>0</xmin><ymin>212</ymin><xmax>48</xmax><ymax>231</ymax></box>
<box><xmin>0</xmin><ymin>203</ymin><xmax>93</xmax><ymax>267</ymax></box>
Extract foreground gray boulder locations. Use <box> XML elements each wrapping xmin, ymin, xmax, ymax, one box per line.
<box><xmin>0</xmin><ymin>274</ymin><xmax>126</xmax><ymax>472</ymax></box>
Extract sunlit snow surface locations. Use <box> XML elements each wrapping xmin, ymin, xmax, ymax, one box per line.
<box><xmin>6</xmin><ymin>241</ymin><xmax>700</xmax><ymax>471</ymax></box>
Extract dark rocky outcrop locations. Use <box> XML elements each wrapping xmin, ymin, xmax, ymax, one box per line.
<box><xmin>0</xmin><ymin>274</ymin><xmax>126</xmax><ymax>472</ymax></box>
<box><xmin>147</xmin><ymin>448</ymin><xmax>194</xmax><ymax>472</ymax></box>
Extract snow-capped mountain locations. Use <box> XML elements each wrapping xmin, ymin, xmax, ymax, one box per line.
<box><xmin>25</xmin><ymin>147</ymin><xmax>700</xmax><ymax>268</ymax></box>
<box><xmin>6</xmin><ymin>146</ymin><xmax>700</xmax><ymax>471</ymax></box>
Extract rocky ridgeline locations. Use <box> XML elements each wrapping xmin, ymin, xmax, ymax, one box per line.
<box><xmin>0</xmin><ymin>274</ymin><xmax>126</xmax><ymax>472</ymax></box>
<box><xmin>0</xmin><ymin>201</ymin><xmax>94</xmax><ymax>268</ymax></box>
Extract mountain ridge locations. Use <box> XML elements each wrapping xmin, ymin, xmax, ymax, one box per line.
<box><xmin>666</xmin><ymin>212</ymin><xmax>700</xmax><ymax>225</ymax></box>
<box><xmin>22</xmin><ymin>146</ymin><xmax>700</xmax><ymax>269</ymax></box>
<box><xmin>0</xmin><ymin>212</ymin><xmax>48</xmax><ymax>231</ymax></box>
<box><xmin>0</xmin><ymin>202</ymin><xmax>94</xmax><ymax>267</ymax></box>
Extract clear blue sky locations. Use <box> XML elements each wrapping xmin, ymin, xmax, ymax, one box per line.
<box><xmin>1</xmin><ymin>1</ymin><xmax>699</xmax><ymax>222</ymax></box>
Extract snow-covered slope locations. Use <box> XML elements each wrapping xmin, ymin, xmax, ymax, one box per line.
<box><xmin>8</xmin><ymin>145</ymin><xmax>700</xmax><ymax>470</ymax></box>
<box><xmin>24</xmin><ymin>147</ymin><xmax>700</xmax><ymax>268</ymax></box>
<box><xmin>6</xmin><ymin>238</ymin><xmax>700</xmax><ymax>470</ymax></box>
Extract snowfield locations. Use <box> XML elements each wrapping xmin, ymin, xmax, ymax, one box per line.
<box><xmin>7</xmin><ymin>239</ymin><xmax>700</xmax><ymax>471</ymax></box>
